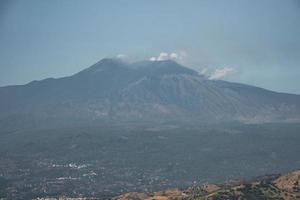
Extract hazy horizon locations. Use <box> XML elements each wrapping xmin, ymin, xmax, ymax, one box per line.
<box><xmin>1</xmin><ymin>0</ymin><xmax>300</xmax><ymax>94</ymax></box>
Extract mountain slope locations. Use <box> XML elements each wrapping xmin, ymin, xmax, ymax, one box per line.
<box><xmin>0</xmin><ymin>58</ymin><xmax>300</xmax><ymax>131</ymax></box>
<box><xmin>114</xmin><ymin>169</ymin><xmax>300</xmax><ymax>200</ymax></box>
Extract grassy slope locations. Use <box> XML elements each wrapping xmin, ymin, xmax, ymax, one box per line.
<box><xmin>114</xmin><ymin>170</ymin><xmax>300</xmax><ymax>200</ymax></box>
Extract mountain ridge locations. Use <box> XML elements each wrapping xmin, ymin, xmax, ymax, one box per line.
<box><xmin>0</xmin><ymin>58</ymin><xmax>300</xmax><ymax>131</ymax></box>
<box><xmin>1</xmin><ymin>58</ymin><xmax>298</xmax><ymax>96</ymax></box>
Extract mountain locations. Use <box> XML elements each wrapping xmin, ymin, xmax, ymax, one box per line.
<box><xmin>113</xmin><ymin>169</ymin><xmax>300</xmax><ymax>200</ymax></box>
<box><xmin>1</xmin><ymin>58</ymin><xmax>300</xmax><ymax>131</ymax></box>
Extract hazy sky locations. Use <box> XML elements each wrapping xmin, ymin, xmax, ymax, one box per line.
<box><xmin>1</xmin><ymin>0</ymin><xmax>300</xmax><ymax>94</ymax></box>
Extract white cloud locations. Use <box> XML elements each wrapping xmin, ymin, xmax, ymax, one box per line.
<box><xmin>170</xmin><ymin>53</ymin><xmax>178</xmax><ymax>59</ymax></box>
<box><xmin>157</xmin><ymin>52</ymin><xmax>169</xmax><ymax>61</ymax></box>
<box><xmin>149</xmin><ymin>57</ymin><xmax>156</xmax><ymax>61</ymax></box>
<box><xmin>149</xmin><ymin>51</ymin><xmax>187</xmax><ymax>62</ymax></box>
<box><xmin>116</xmin><ymin>54</ymin><xmax>127</xmax><ymax>59</ymax></box>
<box><xmin>208</xmin><ymin>67</ymin><xmax>235</xmax><ymax>80</ymax></box>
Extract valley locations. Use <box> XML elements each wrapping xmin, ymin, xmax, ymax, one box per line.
<box><xmin>1</xmin><ymin>123</ymin><xmax>300</xmax><ymax>199</ymax></box>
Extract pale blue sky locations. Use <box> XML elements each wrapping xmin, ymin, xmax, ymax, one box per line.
<box><xmin>1</xmin><ymin>0</ymin><xmax>300</xmax><ymax>94</ymax></box>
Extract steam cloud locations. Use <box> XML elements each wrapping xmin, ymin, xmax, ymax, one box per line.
<box><xmin>208</xmin><ymin>67</ymin><xmax>235</xmax><ymax>80</ymax></box>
